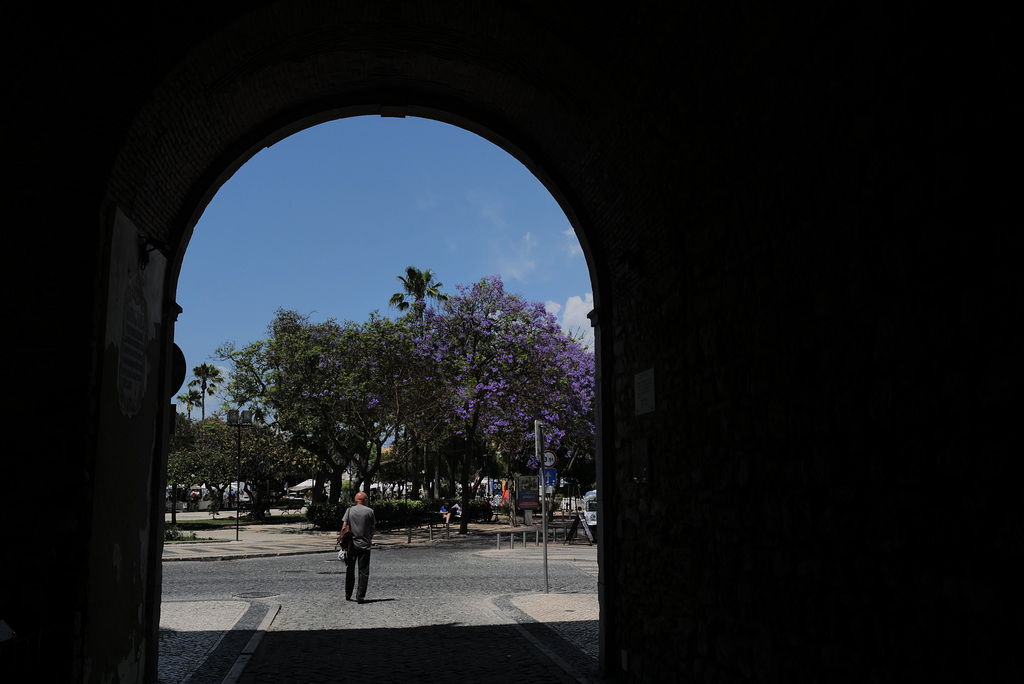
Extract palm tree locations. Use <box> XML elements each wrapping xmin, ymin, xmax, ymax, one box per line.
<box><xmin>389</xmin><ymin>266</ymin><xmax>448</xmax><ymax>318</ymax></box>
<box><xmin>176</xmin><ymin>389</ymin><xmax>203</xmax><ymax>419</ymax></box>
<box><xmin>389</xmin><ymin>267</ymin><xmax>448</xmax><ymax>504</ymax></box>
<box><xmin>188</xmin><ymin>363</ymin><xmax>223</xmax><ymax>420</ymax></box>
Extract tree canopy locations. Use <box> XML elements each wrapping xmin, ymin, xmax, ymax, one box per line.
<box><xmin>201</xmin><ymin>273</ymin><xmax>594</xmax><ymax>526</ymax></box>
<box><xmin>187</xmin><ymin>363</ymin><xmax>223</xmax><ymax>420</ymax></box>
<box><xmin>389</xmin><ymin>265</ymin><xmax>448</xmax><ymax>317</ymax></box>
<box><xmin>415</xmin><ymin>276</ymin><xmax>594</xmax><ymax>531</ymax></box>
<box><xmin>167</xmin><ymin>414</ymin><xmax>307</xmax><ymax>520</ymax></box>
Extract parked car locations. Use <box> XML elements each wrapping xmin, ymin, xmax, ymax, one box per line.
<box><xmin>584</xmin><ymin>490</ymin><xmax>598</xmax><ymax>529</ymax></box>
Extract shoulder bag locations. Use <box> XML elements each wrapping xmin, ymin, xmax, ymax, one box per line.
<box><xmin>337</xmin><ymin>507</ymin><xmax>353</xmax><ymax>560</ymax></box>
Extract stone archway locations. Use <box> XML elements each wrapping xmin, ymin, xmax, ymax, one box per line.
<box><xmin>94</xmin><ymin>5</ymin><xmax>630</xmax><ymax>681</ymax></box>
<box><xmin>3</xmin><ymin>2</ymin><xmax>1016</xmax><ymax>683</ymax></box>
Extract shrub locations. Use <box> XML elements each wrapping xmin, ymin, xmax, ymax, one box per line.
<box><xmin>305</xmin><ymin>502</ymin><xmax>347</xmax><ymax>530</ymax></box>
<box><xmin>307</xmin><ymin>499</ymin><xmax>431</xmax><ymax>530</ymax></box>
<box><xmin>306</xmin><ymin>497</ymin><xmax>496</xmax><ymax>531</ymax></box>
<box><xmin>164</xmin><ymin>525</ymin><xmax>197</xmax><ymax>542</ymax></box>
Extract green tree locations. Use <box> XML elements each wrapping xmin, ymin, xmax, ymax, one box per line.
<box><xmin>307</xmin><ymin>313</ymin><xmax>427</xmax><ymax>495</ymax></box>
<box><xmin>176</xmin><ymin>388</ymin><xmax>203</xmax><ymax>419</ymax></box>
<box><xmin>219</xmin><ymin>310</ymin><xmax>357</xmax><ymax>503</ymax></box>
<box><xmin>389</xmin><ymin>266</ymin><xmax>448</xmax><ymax>318</ymax></box>
<box><xmin>166</xmin><ymin>415</ymin><xmax>237</xmax><ymax>519</ymax></box>
<box><xmin>235</xmin><ymin>422</ymin><xmax>301</xmax><ymax>520</ymax></box>
<box><xmin>389</xmin><ymin>266</ymin><xmax>449</xmax><ymax>499</ymax></box>
<box><xmin>216</xmin><ymin>277</ymin><xmax>595</xmax><ymax>523</ymax></box>
<box><xmin>188</xmin><ymin>363</ymin><xmax>224</xmax><ymax>420</ymax></box>
<box><xmin>193</xmin><ymin>418</ymin><xmax>241</xmax><ymax>514</ymax></box>
<box><xmin>167</xmin><ymin>414</ymin><xmax>202</xmax><ymax>524</ymax></box>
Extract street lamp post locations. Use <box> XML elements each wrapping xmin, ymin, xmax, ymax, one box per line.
<box><xmin>536</xmin><ymin>420</ymin><xmax>549</xmax><ymax>594</ymax></box>
<box><xmin>227</xmin><ymin>409</ymin><xmax>253</xmax><ymax>541</ymax></box>
<box><xmin>405</xmin><ymin>439</ymin><xmax>411</xmax><ymax>543</ymax></box>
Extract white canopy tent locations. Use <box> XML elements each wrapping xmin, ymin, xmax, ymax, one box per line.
<box><xmin>287</xmin><ymin>479</ymin><xmax>330</xmax><ymax>497</ymax></box>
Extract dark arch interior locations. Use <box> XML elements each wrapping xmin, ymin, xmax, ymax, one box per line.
<box><xmin>2</xmin><ymin>3</ymin><xmax>1015</xmax><ymax>682</ymax></box>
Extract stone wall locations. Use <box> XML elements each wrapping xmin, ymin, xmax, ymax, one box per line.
<box><xmin>598</xmin><ymin>8</ymin><xmax>1018</xmax><ymax>681</ymax></box>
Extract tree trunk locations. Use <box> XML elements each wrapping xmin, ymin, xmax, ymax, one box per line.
<box><xmin>432</xmin><ymin>448</ymin><xmax>441</xmax><ymax>499</ymax></box>
<box><xmin>249</xmin><ymin>485</ymin><xmax>270</xmax><ymax>521</ymax></box>
<box><xmin>410</xmin><ymin>462</ymin><xmax>421</xmax><ymax>499</ymax></box>
<box><xmin>363</xmin><ymin>439</ymin><xmax>384</xmax><ymax>497</ymax></box>
<box><xmin>446</xmin><ymin>450</ymin><xmax>459</xmax><ymax>498</ymax></box>
<box><xmin>329</xmin><ymin>465</ymin><xmax>344</xmax><ymax>504</ymax></box>
<box><xmin>459</xmin><ymin>437</ymin><xmax>473</xmax><ymax>535</ymax></box>
<box><xmin>409</xmin><ymin>440</ymin><xmax>422</xmax><ymax>499</ymax></box>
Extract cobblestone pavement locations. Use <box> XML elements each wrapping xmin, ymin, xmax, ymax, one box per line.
<box><xmin>160</xmin><ymin>513</ymin><xmax>599</xmax><ymax>683</ymax></box>
<box><xmin>159</xmin><ymin>601</ymin><xmax>271</xmax><ymax>684</ymax></box>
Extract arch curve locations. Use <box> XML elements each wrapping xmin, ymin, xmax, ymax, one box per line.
<box><xmin>167</xmin><ymin>103</ymin><xmax>607</xmax><ymax>317</ymax></box>
<box><xmin>104</xmin><ymin>2</ymin><xmax>619</xmax><ymax>313</ymax></box>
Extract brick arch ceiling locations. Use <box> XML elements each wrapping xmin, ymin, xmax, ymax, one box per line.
<box><xmin>102</xmin><ymin>1</ymin><xmax>661</xmax><ymax>312</ymax></box>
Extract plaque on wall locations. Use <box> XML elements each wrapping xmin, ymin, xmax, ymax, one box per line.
<box><xmin>117</xmin><ymin>275</ymin><xmax>148</xmax><ymax>415</ymax></box>
<box><xmin>635</xmin><ymin>367</ymin><xmax>655</xmax><ymax>415</ymax></box>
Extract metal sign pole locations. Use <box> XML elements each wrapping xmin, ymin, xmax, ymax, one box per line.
<box><xmin>536</xmin><ymin>420</ymin><xmax>548</xmax><ymax>594</ymax></box>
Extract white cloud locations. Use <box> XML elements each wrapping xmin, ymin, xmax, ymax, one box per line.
<box><xmin>562</xmin><ymin>293</ymin><xmax>593</xmax><ymax>330</ymax></box>
<box><xmin>550</xmin><ymin>293</ymin><xmax>594</xmax><ymax>350</ymax></box>
<box><xmin>495</xmin><ymin>231</ymin><xmax>538</xmax><ymax>283</ymax></box>
<box><xmin>563</xmin><ymin>228</ymin><xmax>583</xmax><ymax>257</ymax></box>
<box><xmin>466</xmin><ymin>191</ymin><xmax>539</xmax><ymax>283</ymax></box>
<box><xmin>481</xmin><ymin>203</ymin><xmax>506</xmax><ymax>230</ymax></box>
<box><xmin>471</xmin><ymin>191</ymin><xmax>508</xmax><ymax>232</ymax></box>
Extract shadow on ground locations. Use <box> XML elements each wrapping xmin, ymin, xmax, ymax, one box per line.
<box><xmin>236</xmin><ymin>621</ymin><xmax>597</xmax><ymax>684</ymax></box>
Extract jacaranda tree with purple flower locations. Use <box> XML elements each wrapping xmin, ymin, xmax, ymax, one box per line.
<box><xmin>415</xmin><ymin>276</ymin><xmax>594</xmax><ymax>533</ymax></box>
<box><xmin>218</xmin><ymin>277</ymin><xmax>594</xmax><ymax>517</ymax></box>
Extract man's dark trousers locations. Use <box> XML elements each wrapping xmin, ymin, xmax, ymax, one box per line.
<box><xmin>346</xmin><ymin>547</ymin><xmax>371</xmax><ymax>601</ymax></box>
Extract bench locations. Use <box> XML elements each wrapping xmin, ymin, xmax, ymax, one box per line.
<box><xmin>422</xmin><ymin>512</ymin><xmax>461</xmax><ymax>538</ymax></box>
<box><xmin>281</xmin><ymin>499</ymin><xmax>305</xmax><ymax>514</ymax></box>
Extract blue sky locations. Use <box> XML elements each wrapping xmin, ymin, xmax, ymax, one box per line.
<box><xmin>174</xmin><ymin>115</ymin><xmax>593</xmax><ymax>408</ymax></box>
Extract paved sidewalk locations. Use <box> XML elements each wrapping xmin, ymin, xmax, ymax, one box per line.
<box><xmin>160</xmin><ymin>512</ymin><xmax>599</xmax><ymax>683</ymax></box>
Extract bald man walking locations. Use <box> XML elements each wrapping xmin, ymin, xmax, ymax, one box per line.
<box><xmin>343</xmin><ymin>492</ymin><xmax>376</xmax><ymax>604</ymax></box>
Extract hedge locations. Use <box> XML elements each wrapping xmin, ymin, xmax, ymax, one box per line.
<box><xmin>306</xmin><ymin>498</ymin><xmax>494</xmax><ymax>531</ymax></box>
